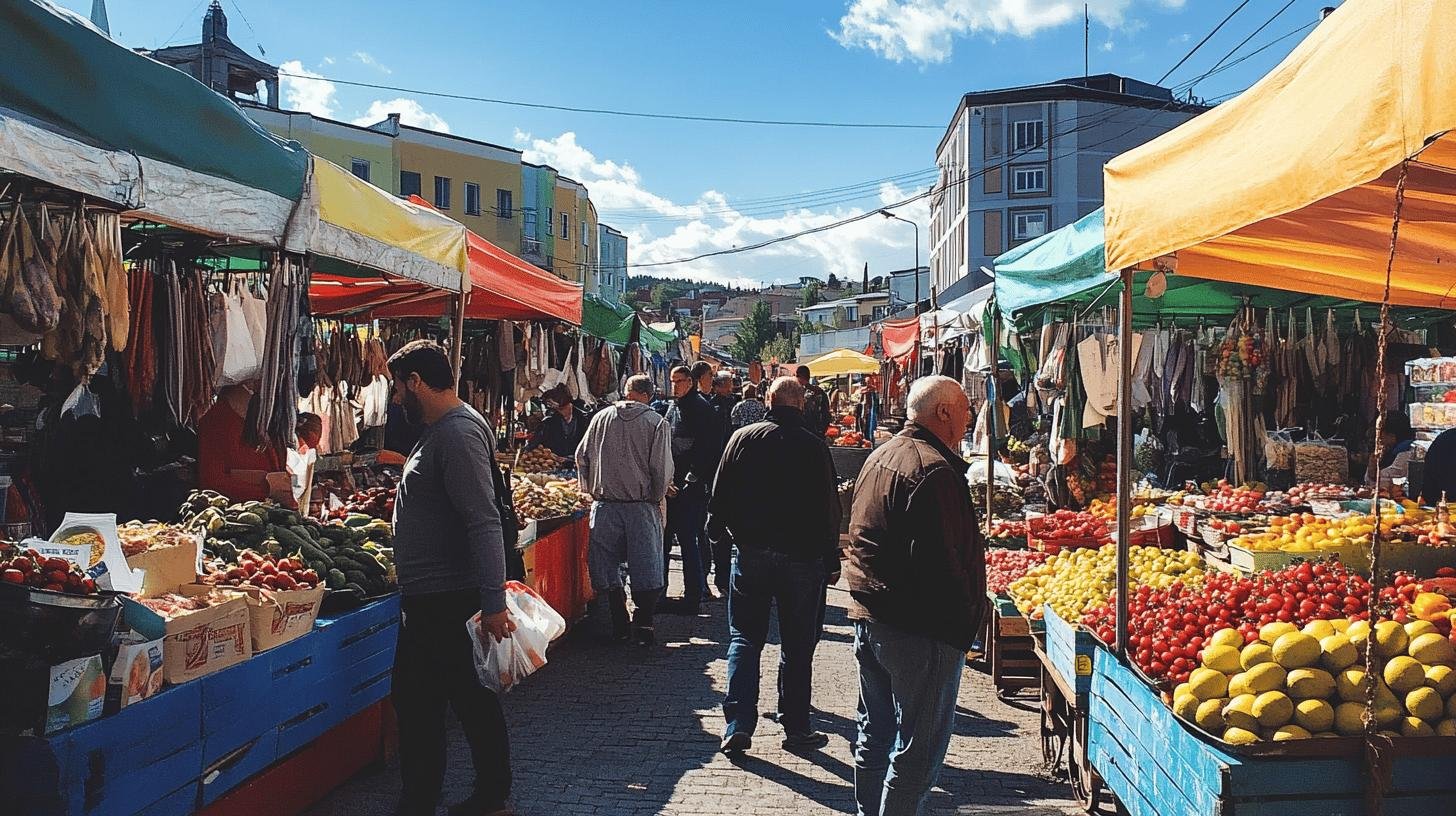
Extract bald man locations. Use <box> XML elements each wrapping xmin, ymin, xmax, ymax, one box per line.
<box><xmin>844</xmin><ymin>375</ymin><xmax>986</xmax><ymax>816</ymax></box>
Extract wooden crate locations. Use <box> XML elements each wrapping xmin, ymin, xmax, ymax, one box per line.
<box><xmin>1042</xmin><ymin>604</ymin><xmax>1096</xmax><ymax>699</ymax></box>
<box><xmin>985</xmin><ymin>595</ymin><xmax>1039</xmax><ymax>693</ymax></box>
<box><xmin>1086</xmin><ymin>641</ymin><xmax>1456</xmax><ymax>816</ymax></box>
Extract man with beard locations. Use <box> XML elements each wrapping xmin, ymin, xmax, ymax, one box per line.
<box><xmin>388</xmin><ymin>340</ymin><xmax>515</xmax><ymax>816</ymax></box>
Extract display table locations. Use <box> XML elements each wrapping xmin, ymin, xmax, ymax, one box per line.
<box><xmin>2</xmin><ymin>596</ymin><xmax>399</xmax><ymax>816</ymax></box>
<box><xmin>521</xmin><ymin>515</ymin><xmax>592</xmax><ymax>624</ymax></box>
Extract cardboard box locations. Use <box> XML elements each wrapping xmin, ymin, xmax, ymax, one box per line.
<box><xmin>121</xmin><ymin>587</ymin><xmax>252</xmax><ymax>685</ymax></box>
<box><xmin>106</xmin><ymin>633</ymin><xmax>165</xmax><ymax>712</ymax></box>
<box><xmin>46</xmin><ymin>654</ymin><xmax>107</xmax><ymax>734</ymax></box>
<box><xmin>126</xmin><ymin>537</ymin><xmax>202</xmax><ymax>599</ymax></box>
<box><xmin>240</xmin><ymin>584</ymin><xmax>326</xmax><ymax>652</ymax></box>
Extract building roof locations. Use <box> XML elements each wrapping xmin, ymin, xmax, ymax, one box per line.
<box><xmin>937</xmin><ymin>74</ymin><xmax>1210</xmax><ymax>155</ymax></box>
<box><xmin>240</xmin><ymin>101</ymin><xmax>395</xmax><ymax>140</ymax></box>
<box><xmin>800</xmin><ymin>291</ymin><xmax>890</xmax><ymax>312</ymax></box>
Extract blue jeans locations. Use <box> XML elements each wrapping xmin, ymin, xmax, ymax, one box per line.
<box><xmin>723</xmin><ymin>547</ymin><xmax>826</xmax><ymax>737</ymax></box>
<box><xmin>853</xmin><ymin>620</ymin><xmax>964</xmax><ymax>816</ymax></box>
<box><xmin>663</xmin><ymin>483</ymin><xmax>708</xmax><ymax>602</ymax></box>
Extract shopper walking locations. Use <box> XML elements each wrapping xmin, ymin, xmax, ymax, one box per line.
<box><xmin>387</xmin><ymin>340</ymin><xmax>515</xmax><ymax>816</ymax></box>
<box><xmin>576</xmin><ymin>375</ymin><xmax>674</xmax><ymax>646</ymax></box>
<box><xmin>797</xmin><ymin>365</ymin><xmax>832</xmax><ymax>438</ymax></box>
<box><xmin>662</xmin><ymin>365</ymin><xmax>717</xmax><ymax>613</ymax></box>
<box><xmin>730</xmin><ymin>383</ymin><xmax>768</xmax><ymax>428</ymax></box>
<box><xmin>709</xmin><ymin>376</ymin><xmax>840</xmax><ymax>753</ymax></box>
<box><xmin>845</xmin><ymin>375</ymin><xmax>986</xmax><ymax>816</ymax></box>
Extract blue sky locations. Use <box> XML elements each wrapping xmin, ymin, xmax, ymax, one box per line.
<box><xmin>63</xmin><ymin>0</ymin><xmax>1333</xmax><ymax>286</ymax></box>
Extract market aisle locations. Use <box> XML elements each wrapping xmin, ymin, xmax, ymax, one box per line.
<box><xmin>306</xmin><ymin>566</ymin><xmax>1081</xmax><ymax>816</ymax></box>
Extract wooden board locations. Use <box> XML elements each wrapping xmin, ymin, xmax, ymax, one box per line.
<box><xmin>1042</xmin><ymin>604</ymin><xmax>1095</xmax><ymax>699</ymax></box>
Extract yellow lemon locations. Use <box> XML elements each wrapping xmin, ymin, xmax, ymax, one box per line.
<box><xmin>1209</xmin><ymin>628</ymin><xmax>1246</xmax><ymax>650</ymax></box>
<box><xmin>1173</xmin><ymin>693</ymin><xmax>1201</xmax><ymax>721</ymax></box>
<box><xmin>1272</xmin><ymin>632</ymin><xmax>1321</xmax><ymax>669</ymax></box>
<box><xmin>1319</xmin><ymin>634</ymin><xmax>1358</xmax><ymax>671</ymax></box>
<box><xmin>1223</xmin><ymin>695</ymin><xmax>1259</xmax><ymax>732</ymax></box>
<box><xmin>1405</xmin><ymin>620</ymin><xmax>1438</xmax><ymax>641</ymax></box>
<box><xmin>1409</xmin><ymin>632</ymin><xmax>1456</xmax><ymax>667</ymax></box>
<box><xmin>1222</xmin><ymin>726</ymin><xmax>1259</xmax><ymax>745</ymax></box>
<box><xmin>1202</xmin><ymin>645</ymin><xmax>1243</xmax><ymax>674</ymax></box>
<box><xmin>1195</xmin><ymin>698</ymin><xmax>1226</xmax><ymax>732</ymax></box>
<box><xmin>1271</xmin><ymin>724</ymin><xmax>1311</xmax><ymax>741</ymax></box>
<box><xmin>1405</xmin><ymin>687</ymin><xmax>1443</xmax><ymax>722</ymax></box>
<box><xmin>1260</xmin><ymin>622</ymin><xmax>1298</xmax><ymax>644</ymax></box>
<box><xmin>1252</xmin><ymin>691</ymin><xmax>1294</xmax><ymax>728</ymax></box>
<box><xmin>1240</xmin><ymin>642</ymin><xmax>1275</xmax><ymax>671</ymax></box>
<box><xmin>1373</xmin><ymin>621</ymin><xmax>1409</xmax><ymax>659</ymax></box>
<box><xmin>1401</xmin><ymin>716</ymin><xmax>1435</xmax><ymax>737</ymax></box>
<box><xmin>1336</xmin><ymin>668</ymin><xmax>1367</xmax><ymax>702</ymax></box>
<box><xmin>1286</xmin><ymin>668</ymin><xmax>1336</xmax><ymax>700</ymax></box>
<box><xmin>1302</xmin><ymin>620</ymin><xmax>1336</xmax><ymax>640</ymax></box>
<box><xmin>1384</xmin><ymin>656</ymin><xmax>1426</xmax><ymax>694</ymax></box>
<box><xmin>1334</xmin><ymin>701</ymin><xmax>1367</xmax><ymax>735</ymax></box>
<box><xmin>1293</xmin><ymin>698</ymin><xmax>1334</xmax><ymax>733</ymax></box>
<box><xmin>1425</xmin><ymin>665</ymin><xmax>1456</xmax><ymax>697</ymax></box>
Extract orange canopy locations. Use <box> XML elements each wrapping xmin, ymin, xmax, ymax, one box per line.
<box><xmin>309</xmin><ymin>196</ymin><xmax>582</xmax><ymax>324</ymax></box>
<box><xmin>1103</xmin><ymin>0</ymin><xmax>1456</xmax><ymax>308</ymax></box>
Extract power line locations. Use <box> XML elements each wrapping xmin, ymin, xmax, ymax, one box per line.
<box><xmin>1185</xmin><ymin>0</ymin><xmax>1300</xmax><ymax>95</ymax></box>
<box><xmin>159</xmin><ymin>0</ymin><xmax>209</xmax><ymax>48</ymax></box>
<box><xmin>1172</xmin><ymin>20</ymin><xmax>1316</xmax><ymax>98</ymax></box>
<box><xmin>1157</xmin><ymin>0</ymin><xmax>1254</xmax><ymax>85</ymax></box>
<box><xmin>597</xmin><ymin>167</ymin><xmax>938</xmax><ymax>218</ymax></box>
<box><xmin>277</xmin><ymin>71</ymin><xmax>943</xmax><ymax>130</ymax></box>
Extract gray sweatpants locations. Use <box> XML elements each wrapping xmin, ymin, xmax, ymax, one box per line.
<box><xmin>588</xmin><ymin>501</ymin><xmax>665</xmax><ymax>593</ymax></box>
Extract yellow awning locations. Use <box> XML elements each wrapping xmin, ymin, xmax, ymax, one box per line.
<box><xmin>309</xmin><ymin>157</ymin><xmax>468</xmax><ymax>292</ymax></box>
<box><xmin>806</xmin><ymin>348</ymin><xmax>880</xmax><ymax>377</ymax></box>
<box><xmin>1103</xmin><ymin>0</ymin><xmax>1456</xmax><ymax>308</ymax></box>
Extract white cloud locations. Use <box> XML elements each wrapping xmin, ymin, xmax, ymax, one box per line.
<box><xmin>279</xmin><ymin>59</ymin><xmax>337</xmax><ymax>118</ymax></box>
<box><xmin>351</xmin><ymin>99</ymin><xmax>450</xmax><ymax>133</ymax></box>
<box><xmin>352</xmin><ymin>51</ymin><xmax>392</xmax><ymax>75</ymax></box>
<box><xmin>832</xmin><ymin>0</ymin><xmax>1178</xmax><ymax>63</ymax></box>
<box><xmin>1101</xmin><ymin>39</ymin><xmax>1115</xmax><ymax>52</ymax></box>
<box><xmin>321</xmin><ymin>56</ymin><xmax>335</xmax><ymax>65</ymax></box>
<box><xmin>514</xmin><ymin>131</ymin><xmax>931</xmax><ymax>287</ymax></box>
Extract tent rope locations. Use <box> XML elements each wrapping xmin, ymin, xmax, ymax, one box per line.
<box><xmin>1362</xmin><ymin>158</ymin><xmax>1410</xmax><ymax>816</ymax></box>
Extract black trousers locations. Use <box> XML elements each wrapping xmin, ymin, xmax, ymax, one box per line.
<box><xmin>393</xmin><ymin>589</ymin><xmax>512</xmax><ymax>810</ymax></box>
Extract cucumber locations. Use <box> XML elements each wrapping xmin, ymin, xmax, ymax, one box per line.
<box><xmin>326</xmin><ymin>569</ymin><xmax>347</xmax><ymax>590</ymax></box>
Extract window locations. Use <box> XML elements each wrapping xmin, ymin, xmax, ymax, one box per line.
<box><xmin>464</xmin><ymin>182</ymin><xmax>481</xmax><ymax>216</ymax></box>
<box><xmin>349</xmin><ymin>158</ymin><xmax>370</xmax><ymax>183</ymax></box>
<box><xmin>434</xmin><ymin>176</ymin><xmax>451</xmax><ymax>210</ymax></box>
<box><xmin>984</xmin><ymin>110</ymin><xmax>1004</xmax><ymax>158</ymax></box>
<box><xmin>983</xmin><ymin>166</ymin><xmax>1002</xmax><ymax>195</ymax></box>
<box><xmin>845</xmin><ymin>306</ymin><xmax>858</xmax><ymax>322</ymax></box>
<box><xmin>400</xmin><ymin>171</ymin><xmax>421</xmax><ymax>198</ymax></box>
<box><xmin>523</xmin><ymin>208</ymin><xmax>537</xmax><ymax>235</ymax></box>
<box><xmin>546</xmin><ymin>207</ymin><xmax>554</xmax><ymax>236</ymax></box>
<box><xmin>983</xmin><ymin>211</ymin><xmax>1004</xmax><ymax>256</ymax></box>
<box><xmin>560</xmin><ymin>213</ymin><xmax>569</xmax><ymax>241</ymax></box>
<box><xmin>496</xmin><ymin>189</ymin><xmax>513</xmax><ymax>218</ymax></box>
<box><xmin>1014</xmin><ymin>120</ymin><xmax>1045</xmax><ymax>151</ymax></box>
<box><xmin>1012</xmin><ymin>166</ymin><xmax>1047</xmax><ymax>194</ymax></box>
<box><xmin>581</xmin><ymin>222</ymin><xmax>589</xmax><ymax>246</ymax></box>
<box><xmin>1012</xmin><ymin>209</ymin><xmax>1048</xmax><ymax>241</ymax></box>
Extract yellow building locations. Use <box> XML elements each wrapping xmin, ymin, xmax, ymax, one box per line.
<box><xmin>552</xmin><ymin>177</ymin><xmax>583</xmax><ymax>285</ymax></box>
<box><xmin>370</xmin><ymin>114</ymin><xmax>524</xmax><ymax>256</ymax></box>
<box><xmin>243</xmin><ymin>106</ymin><xmax>399</xmax><ymax>194</ymax></box>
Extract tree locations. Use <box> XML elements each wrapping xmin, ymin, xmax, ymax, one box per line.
<box><xmin>801</xmin><ymin>281</ymin><xmax>822</xmax><ymax>308</ymax></box>
<box><xmin>830</xmin><ymin>305</ymin><xmax>848</xmax><ymax>329</ymax></box>
<box><xmin>762</xmin><ymin>333</ymin><xmax>796</xmax><ymax>364</ymax></box>
<box><xmin>731</xmin><ymin>300</ymin><xmax>775</xmax><ymax>361</ymax></box>
<box><xmin>651</xmin><ymin>284</ymin><xmax>673</xmax><ymax>312</ymax></box>
<box><xmin>827</xmin><ymin>273</ymin><xmax>841</xmax><ymax>290</ymax></box>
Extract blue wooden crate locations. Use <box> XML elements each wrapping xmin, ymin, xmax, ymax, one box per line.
<box><xmin>1041</xmin><ymin>603</ymin><xmax>1095</xmax><ymax>698</ymax></box>
<box><xmin>340</xmin><ymin>645</ymin><xmax>394</xmax><ymax>717</ymax></box>
<box><xmin>1086</xmin><ymin>642</ymin><xmax>1456</xmax><ymax>815</ymax></box>
<box><xmin>58</xmin><ymin>682</ymin><xmax>202</xmax><ymax>816</ymax></box>
<box><xmin>198</xmin><ymin>730</ymin><xmax>277</xmax><ymax>807</ymax></box>
<box><xmin>133</xmin><ymin>782</ymin><xmax>196</xmax><ymax>816</ymax></box>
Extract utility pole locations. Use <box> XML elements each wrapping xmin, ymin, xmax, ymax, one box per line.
<box><xmin>1084</xmin><ymin>4</ymin><xmax>1090</xmax><ymax>79</ymax></box>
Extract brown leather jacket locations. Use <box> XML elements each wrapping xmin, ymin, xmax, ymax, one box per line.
<box><xmin>844</xmin><ymin>423</ymin><xmax>987</xmax><ymax>650</ymax></box>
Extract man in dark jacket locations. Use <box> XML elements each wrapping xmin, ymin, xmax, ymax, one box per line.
<box><xmin>797</xmin><ymin>365</ymin><xmax>832</xmax><ymax>439</ymax></box>
<box><xmin>707</xmin><ymin>376</ymin><xmax>840</xmax><ymax>755</ymax></box>
<box><xmin>844</xmin><ymin>375</ymin><xmax>985</xmax><ymax>816</ymax></box>
<box><xmin>526</xmin><ymin>385</ymin><xmax>586</xmax><ymax>459</ymax></box>
<box><xmin>661</xmin><ymin>365</ymin><xmax>719</xmax><ymax>613</ymax></box>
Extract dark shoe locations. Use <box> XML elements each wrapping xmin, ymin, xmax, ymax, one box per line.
<box><xmin>782</xmin><ymin>730</ymin><xmax>830</xmax><ymax>751</ymax></box>
<box><xmin>633</xmin><ymin>626</ymin><xmax>655</xmax><ymax>647</ymax></box>
<box><xmin>446</xmin><ymin>795</ymin><xmax>514</xmax><ymax>816</ymax></box>
<box><xmin>720</xmin><ymin>731</ymin><xmax>752</xmax><ymax>753</ymax></box>
<box><xmin>659</xmin><ymin>597</ymin><xmax>700</xmax><ymax>615</ymax></box>
<box><xmin>761</xmin><ymin>710</ymin><xmax>782</xmax><ymax>723</ymax></box>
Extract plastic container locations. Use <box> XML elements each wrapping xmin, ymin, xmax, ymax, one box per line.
<box><xmin>0</xmin><ymin>582</ymin><xmax>123</xmax><ymax>663</ymax></box>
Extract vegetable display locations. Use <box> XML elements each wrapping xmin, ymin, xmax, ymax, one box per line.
<box><xmin>1008</xmin><ymin>544</ymin><xmax>1204</xmax><ymax>621</ymax></box>
<box><xmin>985</xmin><ymin>548</ymin><xmax>1048</xmax><ymax>595</ymax></box>
<box><xmin>512</xmin><ymin>474</ymin><xmax>591</xmax><ymax>521</ymax></box>
<box><xmin>0</xmin><ymin>541</ymin><xmax>97</xmax><ymax>594</ymax></box>
<box><xmin>200</xmin><ymin>550</ymin><xmax>321</xmax><ymax>591</ymax></box>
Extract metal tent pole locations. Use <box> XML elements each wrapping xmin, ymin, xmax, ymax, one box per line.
<box><xmin>1114</xmin><ymin>267</ymin><xmax>1134</xmax><ymax>658</ymax></box>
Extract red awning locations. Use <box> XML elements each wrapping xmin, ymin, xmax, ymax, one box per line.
<box><xmin>880</xmin><ymin>317</ymin><xmax>919</xmax><ymax>361</ymax></box>
<box><xmin>309</xmin><ymin>197</ymin><xmax>582</xmax><ymax>324</ymax></box>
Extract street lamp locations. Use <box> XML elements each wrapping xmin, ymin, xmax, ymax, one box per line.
<box><xmin>880</xmin><ymin>210</ymin><xmax>920</xmax><ymax>313</ymax></box>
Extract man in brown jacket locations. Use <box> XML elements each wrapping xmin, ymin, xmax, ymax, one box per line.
<box><xmin>844</xmin><ymin>375</ymin><xmax>986</xmax><ymax>816</ymax></box>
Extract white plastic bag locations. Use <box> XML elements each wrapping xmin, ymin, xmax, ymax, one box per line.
<box><xmin>217</xmin><ymin>291</ymin><xmax>262</xmax><ymax>386</ymax></box>
<box><xmin>468</xmin><ymin>580</ymin><xmax>567</xmax><ymax>693</ymax></box>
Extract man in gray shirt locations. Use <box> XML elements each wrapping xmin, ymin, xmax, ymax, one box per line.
<box><xmin>576</xmin><ymin>374</ymin><xmax>673</xmax><ymax>646</ymax></box>
<box><xmin>388</xmin><ymin>340</ymin><xmax>515</xmax><ymax>816</ymax></box>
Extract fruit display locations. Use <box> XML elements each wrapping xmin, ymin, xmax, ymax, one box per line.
<box><xmin>986</xmin><ymin>548</ymin><xmax>1048</xmax><ymax>595</ymax></box>
<box><xmin>1166</xmin><ymin>616</ymin><xmax>1456</xmax><ymax>744</ymax></box>
<box><xmin>1082</xmin><ymin>560</ymin><xmax>1384</xmax><ymax>687</ymax></box>
<box><xmin>133</xmin><ymin>588</ymin><xmax>238</xmax><ymax>619</ymax></box>
<box><xmin>178</xmin><ymin>491</ymin><xmax>395</xmax><ymax>597</ymax></box>
<box><xmin>0</xmin><ymin>541</ymin><xmax>97</xmax><ymax>594</ymax></box>
<box><xmin>1027</xmin><ymin>510</ymin><xmax>1111</xmax><ymax>552</ymax></box>
<box><xmin>1187</xmin><ymin>480</ymin><xmax>1266</xmax><ymax>514</ymax></box>
<box><xmin>200</xmin><ymin>550</ymin><xmax>321</xmax><ymax>591</ymax></box>
<box><xmin>326</xmin><ymin>480</ymin><xmax>397</xmax><ymax>521</ymax></box>
<box><xmin>1272</xmin><ymin>482</ymin><xmax>1357</xmax><ymax>507</ymax></box>
<box><xmin>1087</xmin><ymin>498</ymin><xmax>1154</xmax><ymax>522</ymax></box>
<box><xmin>512</xmin><ymin>474</ymin><xmax>592</xmax><ymax>521</ymax></box>
<box><xmin>499</xmin><ymin>447</ymin><xmax>569</xmax><ymax>473</ymax></box>
<box><xmin>117</xmin><ymin>522</ymin><xmax>199</xmax><ymax>558</ymax></box>
<box><xmin>971</xmin><ymin>481</ymin><xmax>1024</xmax><ymax>518</ymax></box>
<box><xmin>1227</xmin><ymin>513</ymin><xmax>1374</xmax><ymax>554</ymax></box>
<box><xmin>1008</xmin><ymin>544</ymin><xmax>1204</xmax><ymax>621</ymax></box>
<box><xmin>985</xmin><ymin>518</ymin><xmax>1028</xmax><ymax>546</ymax></box>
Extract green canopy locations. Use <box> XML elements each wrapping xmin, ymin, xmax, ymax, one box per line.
<box><xmin>582</xmin><ymin>295</ymin><xmax>636</xmax><ymax>344</ymax></box>
<box><xmin>0</xmin><ymin>0</ymin><xmax>307</xmax><ymax>201</ymax></box>
<box><xmin>994</xmin><ymin>208</ymin><xmax>1449</xmax><ymax>330</ymax></box>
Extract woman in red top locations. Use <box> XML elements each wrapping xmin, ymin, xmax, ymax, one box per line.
<box><xmin>197</xmin><ymin>384</ymin><xmax>284</xmax><ymax>502</ymax></box>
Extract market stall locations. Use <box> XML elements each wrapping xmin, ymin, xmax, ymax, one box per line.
<box><xmin>983</xmin><ymin>2</ymin><xmax>1456</xmax><ymax>813</ymax></box>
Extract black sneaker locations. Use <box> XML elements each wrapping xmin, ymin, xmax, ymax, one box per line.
<box><xmin>720</xmin><ymin>732</ymin><xmax>752</xmax><ymax>754</ymax></box>
<box><xmin>782</xmin><ymin>730</ymin><xmax>830</xmax><ymax>751</ymax></box>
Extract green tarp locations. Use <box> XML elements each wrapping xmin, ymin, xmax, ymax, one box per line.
<box><xmin>0</xmin><ymin>0</ymin><xmax>307</xmax><ymax>200</ymax></box>
<box><xmin>994</xmin><ymin>208</ymin><xmax>1447</xmax><ymax>330</ymax></box>
<box><xmin>580</xmin><ymin>295</ymin><xmax>676</xmax><ymax>352</ymax></box>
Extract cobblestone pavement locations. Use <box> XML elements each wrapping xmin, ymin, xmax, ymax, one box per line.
<box><xmin>307</xmin><ymin>565</ymin><xmax>1082</xmax><ymax>816</ymax></box>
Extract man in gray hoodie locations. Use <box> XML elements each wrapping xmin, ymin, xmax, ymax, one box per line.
<box><xmin>576</xmin><ymin>374</ymin><xmax>674</xmax><ymax>646</ymax></box>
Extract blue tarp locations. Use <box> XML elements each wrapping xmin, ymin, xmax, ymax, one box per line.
<box><xmin>993</xmin><ymin>208</ymin><xmax>1109</xmax><ymax>320</ymax></box>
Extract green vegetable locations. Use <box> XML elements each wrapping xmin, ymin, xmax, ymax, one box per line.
<box><xmin>326</xmin><ymin>569</ymin><xmax>347</xmax><ymax>590</ymax></box>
